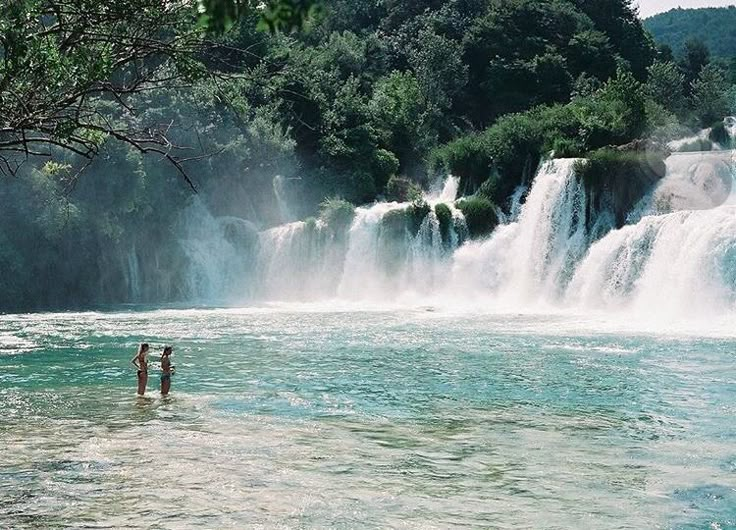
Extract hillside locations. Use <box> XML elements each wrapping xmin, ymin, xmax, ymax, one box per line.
<box><xmin>644</xmin><ymin>6</ymin><xmax>736</xmax><ymax>57</ymax></box>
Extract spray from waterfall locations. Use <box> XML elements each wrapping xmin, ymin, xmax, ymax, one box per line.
<box><xmin>173</xmin><ymin>127</ymin><xmax>736</xmax><ymax>321</ymax></box>
<box><xmin>447</xmin><ymin>159</ymin><xmax>593</xmax><ymax>308</ymax></box>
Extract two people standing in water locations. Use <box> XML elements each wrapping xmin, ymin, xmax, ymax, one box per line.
<box><xmin>131</xmin><ymin>343</ymin><xmax>174</xmax><ymax>396</ymax></box>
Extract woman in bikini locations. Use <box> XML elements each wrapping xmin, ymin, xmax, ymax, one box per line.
<box><xmin>131</xmin><ymin>343</ymin><xmax>150</xmax><ymax>396</ymax></box>
<box><xmin>160</xmin><ymin>346</ymin><xmax>174</xmax><ymax>396</ymax></box>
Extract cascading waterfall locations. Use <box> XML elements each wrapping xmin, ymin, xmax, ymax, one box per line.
<box><xmin>568</xmin><ymin>149</ymin><xmax>736</xmax><ymax>317</ymax></box>
<box><xmin>567</xmin><ymin>207</ymin><xmax>736</xmax><ymax>316</ymax></box>
<box><xmin>255</xmin><ymin>177</ymin><xmax>466</xmax><ymax>302</ymax></box>
<box><xmin>174</xmin><ymin>127</ymin><xmax>736</xmax><ymax>318</ymax></box>
<box><xmin>178</xmin><ymin>199</ymin><xmax>259</xmax><ymax>301</ymax></box>
<box><xmin>447</xmin><ymin>159</ymin><xmax>594</xmax><ymax>308</ymax></box>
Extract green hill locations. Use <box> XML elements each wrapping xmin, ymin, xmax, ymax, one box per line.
<box><xmin>644</xmin><ymin>6</ymin><xmax>736</xmax><ymax>57</ymax></box>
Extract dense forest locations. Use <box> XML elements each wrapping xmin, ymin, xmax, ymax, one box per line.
<box><xmin>644</xmin><ymin>6</ymin><xmax>736</xmax><ymax>58</ymax></box>
<box><xmin>1</xmin><ymin>0</ymin><xmax>735</xmax><ymax>311</ymax></box>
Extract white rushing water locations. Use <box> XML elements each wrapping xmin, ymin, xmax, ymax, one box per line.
<box><xmin>174</xmin><ymin>123</ymin><xmax>736</xmax><ymax>318</ymax></box>
<box><xmin>447</xmin><ymin>159</ymin><xmax>592</xmax><ymax>309</ymax></box>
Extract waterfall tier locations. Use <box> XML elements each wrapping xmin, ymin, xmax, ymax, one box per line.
<box><xmin>175</xmin><ymin>136</ymin><xmax>736</xmax><ymax>316</ymax></box>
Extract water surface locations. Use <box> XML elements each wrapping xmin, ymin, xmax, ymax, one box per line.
<box><xmin>1</xmin><ymin>307</ymin><xmax>735</xmax><ymax>529</ymax></box>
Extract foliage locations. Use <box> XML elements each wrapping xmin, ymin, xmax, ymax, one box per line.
<box><xmin>199</xmin><ymin>0</ymin><xmax>321</xmax><ymax>34</ymax></box>
<box><xmin>646</xmin><ymin>61</ymin><xmax>686</xmax><ymax>115</ymax></box>
<box><xmin>318</xmin><ymin>197</ymin><xmax>356</xmax><ymax>233</ymax></box>
<box><xmin>455</xmin><ymin>196</ymin><xmax>498</xmax><ymax>239</ymax></box>
<box><xmin>0</xmin><ymin>0</ymin><xmax>209</xmax><ymax>184</ymax></box>
<box><xmin>434</xmin><ymin>203</ymin><xmax>453</xmax><ymax>244</ymax></box>
<box><xmin>690</xmin><ymin>64</ymin><xmax>731</xmax><ymax>127</ymax></box>
<box><xmin>432</xmin><ymin>68</ymin><xmax>648</xmax><ymax>198</ymax></box>
<box><xmin>644</xmin><ymin>7</ymin><xmax>736</xmax><ymax>59</ymax></box>
<box><xmin>385</xmin><ymin>176</ymin><xmax>422</xmax><ymax>203</ymax></box>
<box><xmin>460</xmin><ymin>0</ymin><xmax>652</xmax><ymax>125</ymax></box>
<box><xmin>574</xmin><ymin>148</ymin><xmax>666</xmax><ymax>226</ymax></box>
<box><xmin>679</xmin><ymin>38</ymin><xmax>711</xmax><ymax>93</ymax></box>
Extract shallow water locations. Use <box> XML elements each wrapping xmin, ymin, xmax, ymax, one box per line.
<box><xmin>1</xmin><ymin>307</ymin><xmax>736</xmax><ymax>529</ymax></box>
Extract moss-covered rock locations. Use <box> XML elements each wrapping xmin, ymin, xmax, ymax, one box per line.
<box><xmin>407</xmin><ymin>199</ymin><xmax>431</xmax><ymax>234</ymax></box>
<box><xmin>709</xmin><ymin>120</ymin><xmax>731</xmax><ymax>147</ymax></box>
<box><xmin>455</xmin><ymin>196</ymin><xmax>498</xmax><ymax>239</ymax></box>
<box><xmin>379</xmin><ymin>208</ymin><xmax>409</xmax><ymax>240</ymax></box>
<box><xmin>575</xmin><ymin>145</ymin><xmax>667</xmax><ymax>227</ymax></box>
<box><xmin>319</xmin><ymin>198</ymin><xmax>356</xmax><ymax>234</ymax></box>
<box><xmin>304</xmin><ymin>216</ymin><xmax>319</xmax><ymax>233</ymax></box>
<box><xmin>434</xmin><ymin>203</ymin><xmax>453</xmax><ymax>244</ymax></box>
<box><xmin>384</xmin><ymin>175</ymin><xmax>422</xmax><ymax>202</ymax></box>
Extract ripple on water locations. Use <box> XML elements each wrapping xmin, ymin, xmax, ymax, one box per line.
<box><xmin>1</xmin><ymin>308</ymin><xmax>735</xmax><ymax>528</ymax></box>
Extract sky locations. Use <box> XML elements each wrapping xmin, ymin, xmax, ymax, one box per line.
<box><xmin>637</xmin><ymin>0</ymin><xmax>735</xmax><ymax>18</ymax></box>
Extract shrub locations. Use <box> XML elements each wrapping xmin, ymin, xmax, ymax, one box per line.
<box><xmin>319</xmin><ymin>198</ymin><xmax>356</xmax><ymax>233</ymax></box>
<box><xmin>431</xmin><ymin>70</ymin><xmax>650</xmax><ymax>210</ymax></box>
<box><xmin>709</xmin><ymin>120</ymin><xmax>730</xmax><ymax>147</ymax></box>
<box><xmin>547</xmin><ymin>137</ymin><xmax>585</xmax><ymax>158</ymax></box>
<box><xmin>430</xmin><ymin>111</ymin><xmax>544</xmax><ymax>200</ymax></box>
<box><xmin>575</xmin><ymin>148</ymin><xmax>666</xmax><ymax>227</ymax></box>
<box><xmin>434</xmin><ymin>203</ymin><xmax>453</xmax><ymax>244</ymax></box>
<box><xmin>371</xmin><ymin>148</ymin><xmax>400</xmax><ymax>191</ymax></box>
<box><xmin>407</xmin><ymin>199</ymin><xmax>431</xmax><ymax>234</ymax></box>
<box><xmin>428</xmin><ymin>134</ymin><xmax>491</xmax><ymax>189</ymax></box>
<box><xmin>476</xmin><ymin>174</ymin><xmax>501</xmax><ymax>203</ymax></box>
<box><xmin>455</xmin><ymin>196</ymin><xmax>498</xmax><ymax>239</ymax></box>
<box><xmin>384</xmin><ymin>175</ymin><xmax>422</xmax><ymax>202</ymax></box>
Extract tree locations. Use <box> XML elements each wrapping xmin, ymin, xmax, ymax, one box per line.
<box><xmin>198</xmin><ymin>0</ymin><xmax>320</xmax><ymax>33</ymax></box>
<box><xmin>570</xmin><ymin>0</ymin><xmax>656</xmax><ymax>79</ymax></box>
<box><xmin>679</xmin><ymin>38</ymin><xmax>711</xmax><ymax>93</ymax></box>
<box><xmin>646</xmin><ymin>61</ymin><xmax>686</xmax><ymax>114</ymax></box>
<box><xmin>690</xmin><ymin>64</ymin><xmax>730</xmax><ymax>126</ymax></box>
<box><xmin>0</xmin><ymin>0</ymin><xmax>318</xmax><ymax>186</ymax></box>
<box><xmin>657</xmin><ymin>44</ymin><xmax>675</xmax><ymax>63</ymax></box>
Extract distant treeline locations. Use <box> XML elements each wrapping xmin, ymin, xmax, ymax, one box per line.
<box><xmin>644</xmin><ymin>6</ymin><xmax>736</xmax><ymax>58</ymax></box>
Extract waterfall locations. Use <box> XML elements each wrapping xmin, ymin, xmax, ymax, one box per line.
<box><xmin>568</xmin><ymin>149</ymin><xmax>736</xmax><ymax>318</ymax></box>
<box><xmin>170</xmin><ymin>139</ymin><xmax>736</xmax><ymax>320</ymax></box>
<box><xmin>568</xmin><ymin>206</ymin><xmax>736</xmax><ymax>318</ymax></box>
<box><xmin>630</xmin><ymin>151</ymin><xmax>734</xmax><ymax>219</ymax></box>
<box><xmin>257</xmin><ymin>220</ymin><xmax>347</xmax><ymax>300</ymax></box>
<box><xmin>247</xmin><ymin>177</ymin><xmax>466</xmax><ymax>302</ymax></box>
<box><xmin>448</xmin><ymin>159</ymin><xmax>592</xmax><ymax>307</ymax></box>
<box><xmin>178</xmin><ymin>199</ymin><xmax>258</xmax><ymax>302</ymax></box>
<box><xmin>125</xmin><ymin>244</ymin><xmax>142</xmax><ymax>301</ymax></box>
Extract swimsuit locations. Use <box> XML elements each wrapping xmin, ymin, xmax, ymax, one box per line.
<box><xmin>161</xmin><ymin>374</ymin><xmax>171</xmax><ymax>382</ymax></box>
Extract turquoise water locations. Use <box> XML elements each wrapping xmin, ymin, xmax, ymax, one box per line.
<box><xmin>1</xmin><ymin>307</ymin><xmax>736</xmax><ymax>529</ymax></box>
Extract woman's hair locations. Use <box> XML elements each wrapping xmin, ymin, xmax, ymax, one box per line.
<box><xmin>162</xmin><ymin>346</ymin><xmax>173</xmax><ymax>355</ymax></box>
<box><xmin>138</xmin><ymin>343</ymin><xmax>149</xmax><ymax>354</ymax></box>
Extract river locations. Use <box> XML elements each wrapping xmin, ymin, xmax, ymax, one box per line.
<box><xmin>2</xmin><ymin>307</ymin><xmax>735</xmax><ymax>528</ymax></box>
